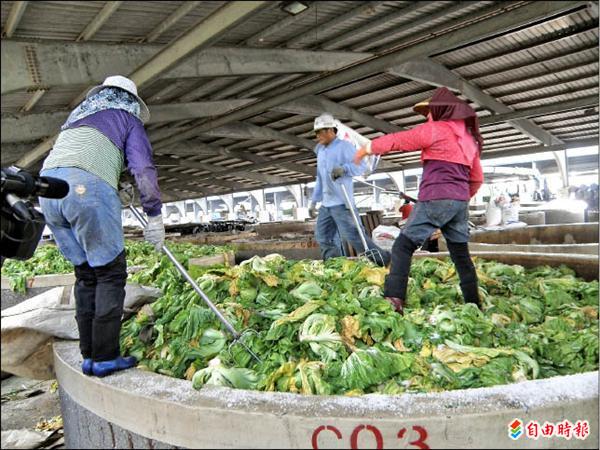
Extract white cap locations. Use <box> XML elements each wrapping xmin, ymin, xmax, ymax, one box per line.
<box><xmin>313</xmin><ymin>113</ymin><xmax>337</xmax><ymax>131</ymax></box>
<box><xmin>86</xmin><ymin>75</ymin><xmax>150</xmax><ymax>123</ymax></box>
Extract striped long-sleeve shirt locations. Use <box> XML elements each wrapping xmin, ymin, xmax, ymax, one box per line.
<box><xmin>42</xmin><ymin>109</ymin><xmax>162</xmax><ymax>216</ymax></box>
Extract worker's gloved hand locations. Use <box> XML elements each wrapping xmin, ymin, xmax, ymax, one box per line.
<box><xmin>308</xmin><ymin>202</ymin><xmax>318</xmax><ymax>219</ymax></box>
<box><xmin>144</xmin><ymin>214</ymin><xmax>165</xmax><ymax>251</ymax></box>
<box><xmin>118</xmin><ymin>182</ymin><xmax>135</xmax><ymax>206</ymax></box>
<box><xmin>331</xmin><ymin>166</ymin><xmax>345</xmax><ymax>181</ymax></box>
<box><xmin>353</xmin><ymin>147</ymin><xmax>370</xmax><ymax>165</ymax></box>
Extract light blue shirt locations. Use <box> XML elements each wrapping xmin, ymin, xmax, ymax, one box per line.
<box><xmin>311</xmin><ymin>137</ymin><xmax>368</xmax><ymax>207</ymax></box>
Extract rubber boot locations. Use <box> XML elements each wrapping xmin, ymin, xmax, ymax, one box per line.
<box><xmin>82</xmin><ymin>358</ymin><xmax>93</xmax><ymax>376</ymax></box>
<box><xmin>385</xmin><ymin>297</ymin><xmax>405</xmax><ymax>314</ymax></box>
<box><xmin>92</xmin><ymin>356</ymin><xmax>137</xmax><ymax>378</ymax></box>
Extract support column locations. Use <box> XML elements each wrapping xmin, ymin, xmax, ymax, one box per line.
<box><xmin>373</xmin><ymin>185</ymin><xmax>380</xmax><ymax>208</ymax></box>
<box><xmin>553</xmin><ymin>151</ymin><xmax>569</xmax><ymax>187</ymax></box>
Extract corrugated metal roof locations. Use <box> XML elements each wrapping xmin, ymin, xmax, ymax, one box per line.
<box><xmin>1</xmin><ymin>0</ymin><xmax>598</xmax><ymax>201</ymax></box>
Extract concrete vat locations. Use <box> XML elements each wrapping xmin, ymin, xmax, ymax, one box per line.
<box><xmin>55</xmin><ymin>252</ymin><xmax>598</xmax><ymax>448</ymax></box>
<box><xmin>461</xmin><ymin>223</ymin><xmax>599</xmax><ymax>259</ymax></box>
<box><xmin>55</xmin><ymin>342</ymin><xmax>598</xmax><ymax>449</ymax></box>
<box><xmin>470</xmin><ymin>223</ymin><xmax>598</xmax><ymax>245</ymax></box>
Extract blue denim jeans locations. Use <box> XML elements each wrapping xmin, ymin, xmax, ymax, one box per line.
<box><xmin>315</xmin><ymin>204</ymin><xmax>390</xmax><ymax>266</ymax></box>
<box><xmin>39</xmin><ymin>167</ymin><xmax>124</xmax><ymax>267</ymax></box>
<box><xmin>403</xmin><ymin>199</ymin><xmax>470</xmax><ymax>245</ymax></box>
<box><xmin>384</xmin><ymin>200</ymin><xmax>478</xmax><ymax>303</ymax></box>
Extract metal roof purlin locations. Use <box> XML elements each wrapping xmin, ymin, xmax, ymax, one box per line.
<box><xmin>151</xmin><ymin>1</ymin><xmax>587</xmax><ymax>151</ymax></box>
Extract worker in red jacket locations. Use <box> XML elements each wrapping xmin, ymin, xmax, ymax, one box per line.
<box><xmin>399</xmin><ymin>199</ymin><xmax>413</xmax><ymax>220</ymax></box>
<box><xmin>354</xmin><ymin>88</ymin><xmax>484</xmax><ymax>314</ymax></box>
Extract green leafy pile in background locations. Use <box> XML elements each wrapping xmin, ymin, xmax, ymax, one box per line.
<box><xmin>1</xmin><ymin>241</ymin><xmax>232</xmax><ymax>293</ymax></box>
<box><xmin>120</xmin><ymin>255</ymin><xmax>599</xmax><ymax>395</ymax></box>
<box><xmin>1</xmin><ymin>245</ymin><xmax>74</xmax><ymax>292</ymax></box>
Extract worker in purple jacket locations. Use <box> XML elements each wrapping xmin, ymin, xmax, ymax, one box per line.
<box><xmin>39</xmin><ymin>76</ymin><xmax>164</xmax><ymax>377</ymax></box>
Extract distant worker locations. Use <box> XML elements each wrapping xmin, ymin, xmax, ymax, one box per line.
<box><xmin>399</xmin><ymin>199</ymin><xmax>413</xmax><ymax>221</ymax></box>
<box><xmin>485</xmin><ymin>194</ymin><xmax>506</xmax><ymax>227</ymax></box>
<box><xmin>502</xmin><ymin>194</ymin><xmax>521</xmax><ymax>226</ymax></box>
<box><xmin>39</xmin><ymin>76</ymin><xmax>164</xmax><ymax>377</ymax></box>
<box><xmin>354</xmin><ymin>88</ymin><xmax>484</xmax><ymax>313</ymax></box>
<box><xmin>309</xmin><ymin>113</ymin><xmax>390</xmax><ymax>266</ymax></box>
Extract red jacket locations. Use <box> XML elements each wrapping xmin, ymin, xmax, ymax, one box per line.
<box><xmin>371</xmin><ymin>121</ymin><xmax>483</xmax><ymax>197</ymax></box>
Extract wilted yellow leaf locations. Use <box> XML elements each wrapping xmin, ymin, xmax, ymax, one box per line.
<box><xmin>359</xmin><ymin>267</ymin><xmax>387</xmax><ymax>286</ymax></box>
<box><xmin>228</xmin><ymin>278</ymin><xmax>239</xmax><ymax>296</ymax></box>
<box><xmin>184</xmin><ymin>363</ymin><xmax>197</xmax><ymax>381</ymax></box>
<box><xmin>432</xmin><ymin>345</ymin><xmax>490</xmax><ymax>372</ymax></box>
<box><xmin>394</xmin><ymin>339</ymin><xmax>409</xmax><ymax>352</ymax></box>
<box><xmin>260</xmin><ymin>274</ymin><xmax>279</xmax><ymax>287</ymax></box>
<box><xmin>340</xmin><ymin>315</ymin><xmax>361</xmax><ymax>349</ymax></box>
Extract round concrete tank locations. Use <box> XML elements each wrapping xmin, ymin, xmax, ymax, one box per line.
<box><xmin>520</xmin><ymin>211</ymin><xmax>546</xmax><ymax>225</ymax></box>
<box><xmin>55</xmin><ymin>252</ymin><xmax>599</xmax><ymax>449</ymax></box>
<box><xmin>543</xmin><ymin>209</ymin><xmax>585</xmax><ymax>225</ymax></box>
<box><xmin>470</xmin><ymin>223</ymin><xmax>598</xmax><ymax>245</ymax></box>
<box><xmin>440</xmin><ymin>241</ymin><xmax>598</xmax><ymax>255</ymax></box>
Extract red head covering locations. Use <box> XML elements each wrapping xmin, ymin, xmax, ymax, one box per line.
<box><xmin>413</xmin><ymin>87</ymin><xmax>484</xmax><ymax>152</ymax></box>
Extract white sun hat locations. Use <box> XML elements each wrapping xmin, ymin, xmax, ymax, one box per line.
<box><xmin>86</xmin><ymin>75</ymin><xmax>150</xmax><ymax>123</ymax></box>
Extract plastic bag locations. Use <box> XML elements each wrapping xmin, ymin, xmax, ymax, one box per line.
<box><xmin>372</xmin><ymin>225</ymin><xmax>401</xmax><ymax>251</ymax></box>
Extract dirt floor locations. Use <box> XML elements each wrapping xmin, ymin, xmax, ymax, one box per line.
<box><xmin>2</xmin><ymin>289</ymin><xmax>65</xmax><ymax>449</ymax></box>
<box><xmin>1</xmin><ymin>375</ymin><xmax>65</xmax><ymax>449</ymax></box>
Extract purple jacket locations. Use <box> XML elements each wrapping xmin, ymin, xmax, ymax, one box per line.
<box><xmin>65</xmin><ymin>109</ymin><xmax>162</xmax><ymax>216</ymax></box>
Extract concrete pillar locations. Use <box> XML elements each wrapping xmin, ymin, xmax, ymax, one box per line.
<box><xmin>219</xmin><ymin>195</ymin><xmax>234</xmax><ymax>212</ymax></box>
<box><xmin>553</xmin><ymin>150</ymin><xmax>569</xmax><ymax>187</ymax></box>
<box><xmin>273</xmin><ymin>192</ymin><xmax>280</xmax><ymax>221</ymax></box>
<box><xmin>250</xmin><ymin>189</ymin><xmax>266</xmax><ymax>211</ymax></box>
<box><xmin>286</xmin><ymin>185</ymin><xmax>302</xmax><ymax>207</ymax></box>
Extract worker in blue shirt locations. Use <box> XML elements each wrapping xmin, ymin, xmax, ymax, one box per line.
<box><xmin>309</xmin><ymin>114</ymin><xmax>390</xmax><ymax>267</ymax></box>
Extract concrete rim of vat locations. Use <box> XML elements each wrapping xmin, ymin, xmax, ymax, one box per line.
<box><xmin>54</xmin><ymin>341</ymin><xmax>598</xmax><ymax>448</ymax></box>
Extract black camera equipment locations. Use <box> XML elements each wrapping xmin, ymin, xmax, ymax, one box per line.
<box><xmin>1</xmin><ymin>166</ymin><xmax>69</xmax><ymax>262</ymax></box>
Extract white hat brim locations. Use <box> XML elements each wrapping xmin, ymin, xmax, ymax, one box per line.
<box><xmin>86</xmin><ymin>85</ymin><xmax>150</xmax><ymax>123</ymax></box>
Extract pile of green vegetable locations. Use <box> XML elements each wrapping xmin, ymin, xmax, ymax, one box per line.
<box><xmin>1</xmin><ymin>245</ymin><xmax>74</xmax><ymax>292</ymax></box>
<box><xmin>1</xmin><ymin>241</ymin><xmax>232</xmax><ymax>293</ymax></box>
<box><xmin>120</xmin><ymin>255</ymin><xmax>599</xmax><ymax>395</ymax></box>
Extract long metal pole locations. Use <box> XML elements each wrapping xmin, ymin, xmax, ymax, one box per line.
<box><xmin>339</xmin><ymin>183</ymin><xmax>369</xmax><ymax>251</ymax></box>
<box><xmin>128</xmin><ymin>205</ymin><xmax>261</xmax><ymax>362</ymax></box>
<box><xmin>354</xmin><ymin>178</ymin><xmax>417</xmax><ymax>202</ymax></box>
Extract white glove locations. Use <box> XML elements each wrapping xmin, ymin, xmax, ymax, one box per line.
<box><xmin>308</xmin><ymin>202</ymin><xmax>318</xmax><ymax>219</ymax></box>
<box><xmin>144</xmin><ymin>215</ymin><xmax>165</xmax><ymax>251</ymax></box>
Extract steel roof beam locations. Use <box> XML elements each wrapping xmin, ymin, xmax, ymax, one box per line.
<box><xmin>154</xmin><ymin>155</ymin><xmax>290</xmax><ymax>185</ymax></box>
<box><xmin>284</xmin><ymin>1</ymin><xmax>386</xmax><ymax>48</ymax></box>
<box><xmin>160</xmin><ymin>172</ymin><xmax>258</xmax><ymax>192</ymax></box>
<box><xmin>270</xmin><ymin>95</ymin><xmax>403</xmax><ymax>134</ymax></box>
<box><xmin>2</xmin><ymin>1</ymin><xmax>28</xmax><ymax>38</ymax></box>
<box><xmin>143</xmin><ymin>1</ymin><xmax>202</xmax><ymax>43</ymax></box>
<box><xmin>244</xmin><ymin>2</ymin><xmax>312</xmax><ymax>46</ymax></box>
<box><xmin>76</xmin><ymin>1</ymin><xmax>123</xmax><ymax>41</ymax></box>
<box><xmin>1</xmin><ymin>99</ymin><xmax>258</xmax><ymax>143</ymax></box>
<box><xmin>155</xmin><ymin>141</ymin><xmax>316</xmax><ymax>177</ymax></box>
<box><xmin>321</xmin><ymin>1</ymin><xmax>431</xmax><ymax>51</ymax></box>
<box><xmin>388</xmin><ymin>57</ymin><xmax>563</xmax><ymax>146</ymax></box>
<box><xmin>202</xmin><ymin>121</ymin><xmax>316</xmax><ymax>151</ymax></box>
<box><xmin>128</xmin><ymin>1</ymin><xmax>268</xmax><ymax>88</ymax></box>
<box><xmin>1</xmin><ymin>41</ymin><xmax>370</xmax><ymax>95</ymax></box>
<box><xmin>351</xmin><ymin>1</ymin><xmax>476</xmax><ymax>52</ymax></box>
<box><xmin>151</xmin><ymin>1</ymin><xmax>586</xmax><ymax>150</ymax></box>
<box><xmin>14</xmin><ymin>1</ymin><xmax>267</xmax><ymax>168</ymax></box>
